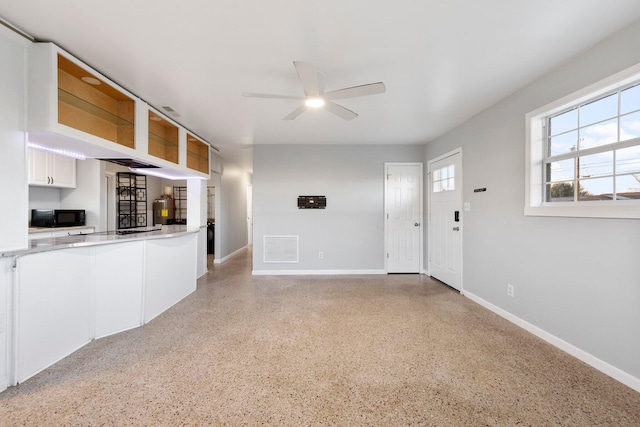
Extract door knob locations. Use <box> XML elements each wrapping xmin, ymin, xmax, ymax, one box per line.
<box><xmin>414</xmin><ymin>223</ymin><xmax>420</xmax><ymax>226</ymax></box>
<box><xmin>453</xmin><ymin>226</ymin><xmax>460</xmax><ymax>231</ymax></box>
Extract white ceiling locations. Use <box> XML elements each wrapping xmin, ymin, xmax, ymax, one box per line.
<box><xmin>2</xmin><ymin>1</ymin><xmax>640</xmax><ymax>173</ymax></box>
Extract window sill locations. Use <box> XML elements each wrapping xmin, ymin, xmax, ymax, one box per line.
<box><xmin>524</xmin><ymin>203</ymin><xmax>640</xmax><ymax>219</ymax></box>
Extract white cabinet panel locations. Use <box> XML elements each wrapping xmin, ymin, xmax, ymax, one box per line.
<box><xmin>28</xmin><ymin>148</ymin><xmax>76</xmax><ymax>188</ymax></box>
<box><xmin>27</xmin><ymin>148</ymin><xmax>49</xmax><ymax>186</ymax></box>
<box><xmin>49</xmin><ymin>152</ymin><xmax>76</xmax><ymax>187</ymax></box>
<box><xmin>16</xmin><ymin>248</ymin><xmax>92</xmax><ymax>383</ymax></box>
<box><xmin>144</xmin><ymin>234</ymin><xmax>197</xmax><ymax>323</ymax></box>
<box><xmin>94</xmin><ymin>242</ymin><xmax>144</xmax><ymax>338</ymax></box>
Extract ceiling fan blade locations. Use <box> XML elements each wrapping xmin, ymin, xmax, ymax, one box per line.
<box><xmin>325</xmin><ymin>101</ymin><xmax>358</xmax><ymax>121</ymax></box>
<box><xmin>293</xmin><ymin>61</ymin><xmax>320</xmax><ymax>97</ymax></box>
<box><xmin>243</xmin><ymin>92</ymin><xmax>304</xmax><ymax>100</ymax></box>
<box><xmin>323</xmin><ymin>82</ymin><xmax>386</xmax><ymax>100</ymax></box>
<box><xmin>283</xmin><ymin>105</ymin><xmax>306</xmax><ymax>120</ymax></box>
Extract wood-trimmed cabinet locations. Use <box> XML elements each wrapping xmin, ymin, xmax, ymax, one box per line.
<box><xmin>148</xmin><ymin>110</ymin><xmax>179</xmax><ymax>164</ymax></box>
<box><xmin>57</xmin><ymin>54</ymin><xmax>135</xmax><ymax>149</ymax></box>
<box><xmin>186</xmin><ymin>133</ymin><xmax>210</xmax><ymax>174</ymax></box>
<box><xmin>27</xmin><ymin>43</ymin><xmax>212</xmax><ymax>179</ymax></box>
<box><xmin>28</xmin><ymin>148</ymin><xmax>76</xmax><ymax>188</ymax></box>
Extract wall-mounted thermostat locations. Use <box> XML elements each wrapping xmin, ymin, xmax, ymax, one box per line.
<box><xmin>298</xmin><ymin>196</ymin><xmax>326</xmax><ymax>209</ymax></box>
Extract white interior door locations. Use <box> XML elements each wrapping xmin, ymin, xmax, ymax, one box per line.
<box><xmin>385</xmin><ymin>163</ymin><xmax>423</xmax><ymax>273</ymax></box>
<box><xmin>429</xmin><ymin>150</ymin><xmax>462</xmax><ymax>290</ymax></box>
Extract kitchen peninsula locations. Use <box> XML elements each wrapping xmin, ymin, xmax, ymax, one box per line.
<box><xmin>1</xmin><ymin>225</ymin><xmax>199</xmax><ymax>386</ymax></box>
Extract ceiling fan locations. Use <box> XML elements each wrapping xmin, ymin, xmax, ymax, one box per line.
<box><xmin>243</xmin><ymin>61</ymin><xmax>386</xmax><ymax>121</ymax></box>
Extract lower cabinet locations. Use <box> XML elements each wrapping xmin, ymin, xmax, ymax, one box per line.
<box><xmin>144</xmin><ymin>235</ymin><xmax>197</xmax><ymax>323</ymax></box>
<box><xmin>11</xmin><ymin>233</ymin><xmax>197</xmax><ymax>385</ymax></box>
<box><xmin>94</xmin><ymin>242</ymin><xmax>144</xmax><ymax>339</ymax></box>
<box><xmin>16</xmin><ymin>249</ymin><xmax>92</xmax><ymax>383</ymax></box>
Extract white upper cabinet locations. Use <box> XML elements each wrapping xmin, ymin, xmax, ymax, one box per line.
<box><xmin>27</xmin><ymin>148</ymin><xmax>76</xmax><ymax>188</ymax></box>
<box><xmin>27</xmin><ymin>43</ymin><xmax>210</xmax><ymax>179</ymax></box>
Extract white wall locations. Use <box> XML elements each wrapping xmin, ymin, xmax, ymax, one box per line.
<box><xmin>0</xmin><ymin>24</ymin><xmax>29</xmax><ymax>393</ymax></box>
<box><xmin>28</xmin><ymin>187</ymin><xmax>61</xmax><ymax>211</ymax></box>
<box><xmin>0</xmin><ymin>25</ymin><xmax>28</xmax><ymax>251</ymax></box>
<box><xmin>424</xmin><ymin>20</ymin><xmax>640</xmax><ymax>387</ymax></box>
<box><xmin>61</xmin><ymin>159</ymin><xmax>104</xmax><ymax>231</ymax></box>
<box><xmin>252</xmin><ymin>144</ymin><xmax>424</xmax><ymax>272</ymax></box>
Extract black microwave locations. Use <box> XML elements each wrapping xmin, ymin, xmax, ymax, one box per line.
<box><xmin>31</xmin><ymin>209</ymin><xmax>86</xmax><ymax>228</ymax></box>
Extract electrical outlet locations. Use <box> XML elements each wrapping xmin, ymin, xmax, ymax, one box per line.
<box><xmin>318</xmin><ymin>251</ymin><xmax>324</xmax><ymax>259</ymax></box>
<box><xmin>507</xmin><ymin>283</ymin><xmax>514</xmax><ymax>297</ymax></box>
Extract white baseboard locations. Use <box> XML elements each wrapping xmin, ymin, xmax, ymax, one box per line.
<box><xmin>214</xmin><ymin>246</ymin><xmax>247</xmax><ymax>264</ymax></box>
<box><xmin>252</xmin><ymin>269</ymin><xmax>386</xmax><ymax>276</ymax></box>
<box><xmin>464</xmin><ymin>291</ymin><xmax>640</xmax><ymax>393</ymax></box>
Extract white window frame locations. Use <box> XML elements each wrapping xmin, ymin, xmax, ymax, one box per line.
<box><xmin>525</xmin><ymin>63</ymin><xmax>640</xmax><ymax>219</ymax></box>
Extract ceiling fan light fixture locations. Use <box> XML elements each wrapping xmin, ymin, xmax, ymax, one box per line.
<box><xmin>305</xmin><ymin>97</ymin><xmax>325</xmax><ymax>108</ymax></box>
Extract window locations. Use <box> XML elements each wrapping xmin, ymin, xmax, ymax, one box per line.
<box><xmin>525</xmin><ymin>63</ymin><xmax>640</xmax><ymax>219</ymax></box>
<box><xmin>433</xmin><ymin>164</ymin><xmax>455</xmax><ymax>193</ymax></box>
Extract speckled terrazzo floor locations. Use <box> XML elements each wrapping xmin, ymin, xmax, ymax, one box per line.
<box><xmin>1</xmin><ymin>248</ymin><xmax>639</xmax><ymax>426</ymax></box>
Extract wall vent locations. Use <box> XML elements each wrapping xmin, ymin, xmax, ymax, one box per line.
<box><xmin>263</xmin><ymin>236</ymin><xmax>299</xmax><ymax>263</ymax></box>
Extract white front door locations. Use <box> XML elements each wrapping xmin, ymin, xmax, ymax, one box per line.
<box><xmin>385</xmin><ymin>163</ymin><xmax>423</xmax><ymax>273</ymax></box>
<box><xmin>429</xmin><ymin>150</ymin><xmax>462</xmax><ymax>290</ymax></box>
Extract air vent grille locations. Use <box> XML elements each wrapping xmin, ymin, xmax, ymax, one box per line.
<box><xmin>263</xmin><ymin>236</ymin><xmax>299</xmax><ymax>263</ymax></box>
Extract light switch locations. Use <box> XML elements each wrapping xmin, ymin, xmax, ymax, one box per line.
<box><xmin>464</xmin><ymin>202</ymin><xmax>471</xmax><ymax>211</ymax></box>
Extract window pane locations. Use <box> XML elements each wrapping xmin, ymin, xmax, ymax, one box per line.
<box><xmin>620</xmin><ymin>110</ymin><xmax>640</xmax><ymax>142</ymax></box>
<box><xmin>549</xmin><ymin>108</ymin><xmax>577</xmax><ymax>136</ymax></box>
<box><xmin>579</xmin><ymin>93</ymin><xmax>617</xmax><ymax>127</ymax></box>
<box><xmin>616</xmin><ymin>146</ymin><xmax>640</xmax><ymax>174</ymax></box>
<box><xmin>616</xmin><ymin>175</ymin><xmax>640</xmax><ymax>199</ymax></box>
<box><xmin>433</xmin><ymin>180</ymin><xmax>442</xmax><ymax>193</ymax></box>
<box><xmin>546</xmin><ymin>181</ymin><xmax>574</xmax><ymax>202</ymax></box>
<box><xmin>546</xmin><ymin>159</ymin><xmax>574</xmax><ymax>182</ymax></box>
<box><xmin>549</xmin><ymin>130</ymin><xmax>578</xmax><ymax>156</ymax></box>
<box><xmin>620</xmin><ymin>84</ymin><xmax>640</xmax><ymax>115</ymax></box>
<box><xmin>578</xmin><ymin>152</ymin><xmax>613</xmax><ymax>178</ymax></box>
<box><xmin>433</xmin><ymin>169</ymin><xmax>440</xmax><ymax>181</ymax></box>
<box><xmin>446</xmin><ymin>177</ymin><xmax>455</xmax><ymax>191</ymax></box>
<box><xmin>578</xmin><ymin>177</ymin><xmax>613</xmax><ymax>201</ymax></box>
<box><xmin>448</xmin><ymin>164</ymin><xmax>455</xmax><ymax>178</ymax></box>
<box><xmin>579</xmin><ymin>118</ymin><xmax>618</xmax><ymax>150</ymax></box>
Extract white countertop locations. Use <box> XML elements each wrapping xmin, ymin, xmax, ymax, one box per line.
<box><xmin>28</xmin><ymin>225</ymin><xmax>95</xmax><ymax>234</ymax></box>
<box><xmin>3</xmin><ymin>225</ymin><xmax>202</xmax><ymax>258</ymax></box>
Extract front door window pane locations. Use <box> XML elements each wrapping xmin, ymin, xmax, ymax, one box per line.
<box><xmin>433</xmin><ymin>165</ymin><xmax>454</xmax><ymax>193</ymax></box>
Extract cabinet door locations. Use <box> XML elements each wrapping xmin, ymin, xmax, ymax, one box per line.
<box><xmin>49</xmin><ymin>153</ymin><xmax>76</xmax><ymax>188</ymax></box>
<box><xmin>27</xmin><ymin>149</ymin><xmax>76</xmax><ymax>188</ymax></box>
<box><xmin>27</xmin><ymin>148</ymin><xmax>49</xmax><ymax>186</ymax></box>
